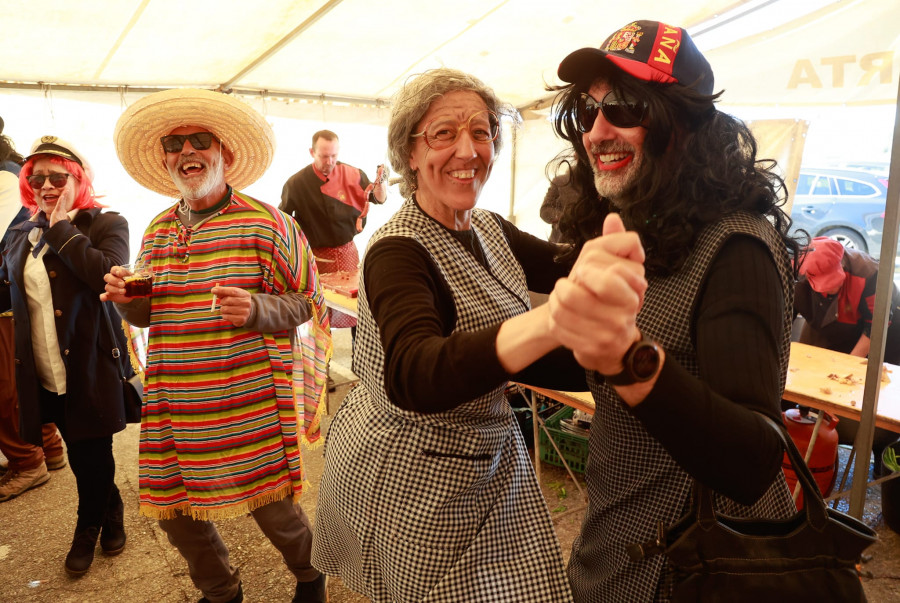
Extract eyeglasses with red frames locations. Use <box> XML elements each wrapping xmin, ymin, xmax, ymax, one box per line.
<box><xmin>26</xmin><ymin>173</ymin><xmax>75</xmax><ymax>189</ymax></box>
<box><xmin>411</xmin><ymin>110</ymin><xmax>500</xmax><ymax>150</ymax></box>
<box><xmin>575</xmin><ymin>91</ymin><xmax>648</xmax><ymax>132</ymax></box>
<box><xmin>160</xmin><ymin>132</ymin><xmax>220</xmax><ymax>153</ymax></box>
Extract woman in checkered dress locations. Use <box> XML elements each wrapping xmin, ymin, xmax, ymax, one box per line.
<box><xmin>311</xmin><ymin>69</ymin><xmax>646</xmax><ymax>601</ymax></box>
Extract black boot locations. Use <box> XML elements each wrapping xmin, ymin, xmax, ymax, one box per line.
<box><xmin>100</xmin><ymin>493</ymin><xmax>126</xmax><ymax>555</ymax></box>
<box><xmin>293</xmin><ymin>573</ymin><xmax>327</xmax><ymax>603</ymax></box>
<box><xmin>65</xmin><ymin>525</ymin><xmax>100</xmax><ymax>576</ymax></box>
<box><xmin>197</xmin><ymin>582</ymin><xmax>243</xmax><ymax>603</ymax></box>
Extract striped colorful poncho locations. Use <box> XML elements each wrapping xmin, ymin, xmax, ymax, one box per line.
<box><xmin>136</xmin><ymin>190</ymin><xmax>331</xmax><ymax>520</ymax></box>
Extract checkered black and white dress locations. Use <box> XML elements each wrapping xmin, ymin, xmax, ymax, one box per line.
<box><xmin>312</xmin><ymin>199</ymin><xmax>573</xmax><ymax>602</ymax></box>
<box><xmin>567</xmin><ymin>212</ymin><xmax>798</xmax><ymax>602</ymax></box>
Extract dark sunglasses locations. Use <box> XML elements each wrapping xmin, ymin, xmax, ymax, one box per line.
<box><xmin>26</xmin><ymin>172</ymin><xmax>74</xmax><ymax>189</ymax></box>
<box><xmin>575</xmin><ymin>91</ymin><xmax>648</xmax><ymax>132</ymax></box>
<box><xmin>160</xmin><ymin>132</ymin><xmax>219</xmax><ymax>153</ymax></box>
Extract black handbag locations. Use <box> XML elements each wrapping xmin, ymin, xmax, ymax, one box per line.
<box><xmin>101</xmin><ymin>303</ymin><xmax>143</xmax><ymax>423</ymax></box>
<box><xmin>630</xmin><ymin>413</ymin><xmax>877</xmax><ymax>602</ymax></box>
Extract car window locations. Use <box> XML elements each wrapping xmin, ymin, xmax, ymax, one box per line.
<box><xmin>835</xmin><ymin>178</ymin><xmax>877</xmax><ymax>196</ymax></box>
<box><xmin>810</xmin><ymin>176</ymin><xmax>835</xmax><ymax>196</ymax></box>
<box><xmin>796</xmin><ymin>173</ymin><xmax>814</xmax><ymax>195</ymax></box>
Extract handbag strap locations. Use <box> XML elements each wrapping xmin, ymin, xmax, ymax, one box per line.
<box><xmin>694</xmin><ymin>411</ymin><xmax>829</xmax><ymax>529</ymax></box>
<box><xmin>100</xmin><ymin>302</ymin><xmax>129</xmax><ymax>381</ymax></box>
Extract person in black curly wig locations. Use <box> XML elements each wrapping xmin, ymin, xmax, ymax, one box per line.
<box><xmin>552</xmin><ymin>37</ymin><xmax>799</xmax><ymax>275</ymax></box>
<box><xmin>548</xmin><ymin>21</ymin><xmax>805</xmax><ymax>601</ymax></box>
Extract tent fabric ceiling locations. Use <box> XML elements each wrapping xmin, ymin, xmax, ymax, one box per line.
<box><xmin>3</xmin><ymin>0</ymin><xmax>746</xmax><ymax>109</ymax></box>
<box><xmin>704</xmin><ymin>0</ymin><xmax>900</xmax><ymax>107</ymax></box>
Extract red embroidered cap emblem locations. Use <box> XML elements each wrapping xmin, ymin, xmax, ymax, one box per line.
<box><xmin>604</xmin><ymin>22</ymin><xmax>643</xmax><ymax>54</ymax></box>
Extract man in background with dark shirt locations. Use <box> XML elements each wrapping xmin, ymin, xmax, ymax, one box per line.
<box><xmin>279</xmin><ymin>130</ymin><xmax>386</xmax><ymax>327</ymax></box>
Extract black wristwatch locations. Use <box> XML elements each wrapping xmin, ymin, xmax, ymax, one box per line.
<box><xmin>603</xmin><ymin>333</ymin><xmax>661</xmax><ymax>386</ymax></box>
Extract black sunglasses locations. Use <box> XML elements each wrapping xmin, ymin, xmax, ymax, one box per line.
<box><xmin>575</xmin><ymin>91</ymin><xmax>648</xmax><ymax>132</ymax></box>
<box><xmin>26</xmin><ymin>172</ymin><xmax>74</xmax><ymax>189</ymax></box>
<box><xmin>160</xmin><ymin>132</ymin><xmax>219</xmax><ymax>153</ymax></box>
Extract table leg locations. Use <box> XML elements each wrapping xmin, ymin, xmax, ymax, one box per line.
<box><xmin>531</xmin><ymin>389</ymin><xmax>541</xmax><ymax>486</ymax></box>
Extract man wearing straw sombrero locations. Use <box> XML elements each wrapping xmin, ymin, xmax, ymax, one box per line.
<box><xmin>101</xmin><ymin>88</ymin><xmax>331</xmax><ymax>603</ymax></box>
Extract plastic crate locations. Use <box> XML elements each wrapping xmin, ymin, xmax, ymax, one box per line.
<box><xmin>539</xmin><ymin>406</ymin><xmax>590</xmax><ymax>473</ymax></box>
<box><xmin>506</xmin><ymin>387</ymin><xmax>563</xmax><ymax>449</ymax></box>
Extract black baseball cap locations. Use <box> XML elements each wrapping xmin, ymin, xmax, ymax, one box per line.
<box><xmin>559</xmin><ymin>20</ymin><xmax>714</xmax><ymax>95</ymax></box>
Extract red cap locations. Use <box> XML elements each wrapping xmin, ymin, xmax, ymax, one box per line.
<box><xmin>799</xmin><ymin>237</ymin><xmax>846</xmax><ymax>294</ymax></box>
<box><xmin>558</xmin><ymin>20</ymin><xmax>714</xmax><ymax>94</ymax></box>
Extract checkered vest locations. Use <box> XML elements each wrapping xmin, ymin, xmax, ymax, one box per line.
<box><xmin>352</xmin><ymin>198</ymin><xmax>530</xmax><ymax>425</ymax></box>
<box><xmin>570</xmin><ymin>211</ymin><xmax>797</xmax><ymax>602</ymax></box>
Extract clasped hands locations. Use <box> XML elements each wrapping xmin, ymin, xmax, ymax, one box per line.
<box><xmin>548</xmin><ymin>213</ymin><xmax>646</xmax><ymax>376</ymax></box>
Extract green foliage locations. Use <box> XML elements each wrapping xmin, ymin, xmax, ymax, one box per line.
<box><xmin>883</xmin><ymin>446</ymin><xmax>900</xmax><ymax>473</ymax></box>
<box><xmin>548</xmin><ymin>481</ymin><xmax>568</xmax><ymax>500</ymax></box>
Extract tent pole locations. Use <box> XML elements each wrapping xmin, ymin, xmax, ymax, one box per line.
<box><xmin>848</xmin><ymin>76</ymin><xmax>900</xmax><ymax>517</ymax></box>
<box><xmin>508</xmin><ymin>126</ymin><xmax>518</xmax><ymax>224</ymax></box>
<box><xmin>218</xmin><ymin>0</ymin><xmax>345</xmax><ymax>92</ymax></box>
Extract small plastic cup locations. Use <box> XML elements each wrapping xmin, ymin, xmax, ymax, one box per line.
<box><xmin>121</xmin><ymin>262</ymin><xmax>153</xmax><ymax>298</ymax></box>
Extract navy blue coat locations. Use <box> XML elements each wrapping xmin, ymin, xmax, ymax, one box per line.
<box><xmin>0</xmin><ymin>208</ymin><xmax>131</xmax><ymax>445</ymax></box>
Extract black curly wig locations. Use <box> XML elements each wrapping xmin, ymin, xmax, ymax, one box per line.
<box><xmin>550</xmin><ymin>70</ymin><xmax>802</xmax><ymax>277</ymax></box>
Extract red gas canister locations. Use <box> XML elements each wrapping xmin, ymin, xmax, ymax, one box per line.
<box><xmin>782</xmin><ymin>408</ymin><xmax>840</xmax><ymax>509</ymax></box>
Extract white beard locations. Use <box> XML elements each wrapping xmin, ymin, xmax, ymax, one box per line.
<box><xmin>168</xmin><ymin>149</ymin><xmax>225</xmax><ymax>201</ymax></box>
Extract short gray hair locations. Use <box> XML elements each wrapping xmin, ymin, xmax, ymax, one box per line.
<box><xmin>387</xmin><ymin>68</ymin><xmax>513</xmax><ymax>198</ymax></box>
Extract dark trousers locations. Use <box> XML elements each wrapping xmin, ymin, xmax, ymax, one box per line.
<box><xmin>39</xmin><ymin>387</ymin><xmax>119</xmax><ymax>529</ymax></box>
<box><xmin>159</xmin><ymin>497</ymin><xmax>317</xmax><ymax>602</ymax></box>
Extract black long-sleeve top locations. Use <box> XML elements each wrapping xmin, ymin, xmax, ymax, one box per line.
<box><xmin>632</xmin><ymin>235</ymin><xmax>788</xmax><ymax>504</ymax></box>
<box><xmin>363</xmin><ymin>215</ymin><xmax>585</xmax><ymax>413</ymax></box>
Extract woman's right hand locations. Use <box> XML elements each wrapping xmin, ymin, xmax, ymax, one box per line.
<box><xmin>100</xmin><ymin>265</ymin><xmax>134</xmax><ymax>303</ymax></box>
<box><xmin>548</xmin><ymin>213</ymin><xmax>646</xmax><ymax>373</ymax></box>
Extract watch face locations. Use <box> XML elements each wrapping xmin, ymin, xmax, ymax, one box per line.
<box><xmin>632</xmin><ymin>343</ymin><xmax>660</xmax><ymax>380</ymax></box>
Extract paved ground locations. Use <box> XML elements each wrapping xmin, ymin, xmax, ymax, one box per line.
<box><xmin>2</xmin><ymin>328</ymin><xmax>899</xmax><ymax>601</ymax></box>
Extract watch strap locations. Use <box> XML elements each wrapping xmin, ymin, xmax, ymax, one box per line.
<box><xmin>603</xmin><ymin>333</ymin><xmax>660</xmax><ymax>386</ymax></box>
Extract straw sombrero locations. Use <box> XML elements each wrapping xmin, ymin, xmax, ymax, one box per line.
<box><xmin>114</xmin><ymin>88</ymin><xmax>275</xmax><ymax>198</ymax></box>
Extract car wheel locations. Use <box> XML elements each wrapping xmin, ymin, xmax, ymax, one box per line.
<box><xmin>821</xmin><ymin>227</ymin><xmax>868</xmax><ymax>254</ymax></box>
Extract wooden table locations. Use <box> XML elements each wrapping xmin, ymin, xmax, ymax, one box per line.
<box><xmin>520</xmin><ymin>342</ymin><xmax>900</xmax><ymax>508</ymax></box>
<box><xmin>784</xmin><ymin>342</ymin><xmax>900</xmax><ymax>508</ymax></box>
<box><xmin>322</xmin><ymin>289</ymin><xmax>358</xmax><ymax>319</ymax></box>
<box><xmin>785</xmin><ymin>342</ymin><xmax>900</xmax><ymax>433</ymax></box>
<box><xmin>320</xmin><ymin>269</ymin><xmax>359</xmax><ymax>319</ymax></box>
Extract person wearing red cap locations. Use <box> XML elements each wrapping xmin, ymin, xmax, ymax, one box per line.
<box><xmin>794</xmin><ymin>236</ymin><xmax>900</xmax><ymax>471</ymax></box>
<box><xmin>548</xmin><ymin>20</ymin><xmax>803</xmax><ymax>600</ymax></box>
<box><xmin>795</xmin><ymin>236</ymin><xmax>900</xmax><ymax>362</ymax></box>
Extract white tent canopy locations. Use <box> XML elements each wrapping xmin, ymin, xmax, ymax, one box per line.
<box><xmin>2</xmin><ymin>1</ymin><xmax>742</xmax><ymax>108</ymax></box>
<box><xmin>5</xmin><ymin>1</ymin><xmax>898</xmax><ymax>111</ymax></box>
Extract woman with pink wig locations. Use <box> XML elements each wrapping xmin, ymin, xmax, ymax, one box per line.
<box><xmin>0</xmin><ymin>136</ymin><xmax>134</xmax><ymax>576</ymax></box>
